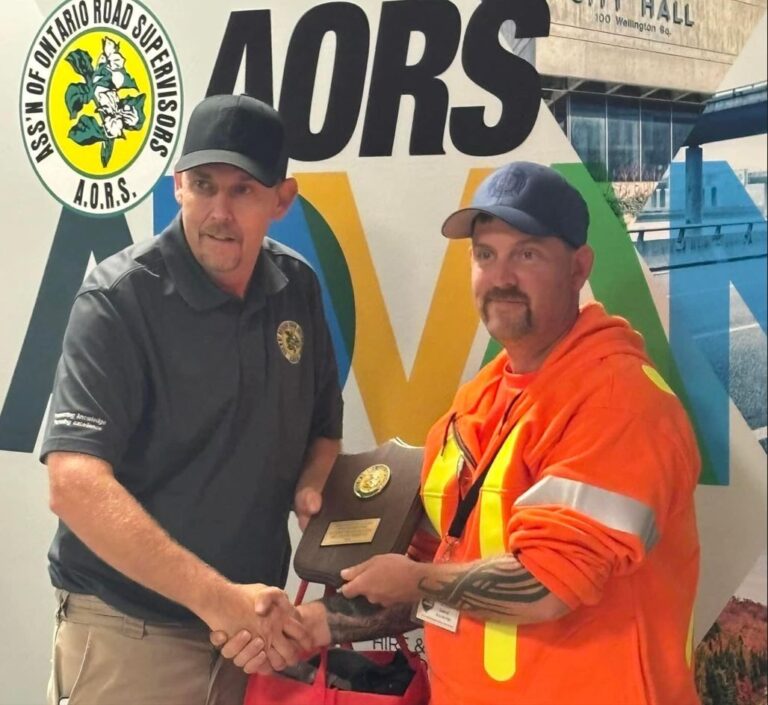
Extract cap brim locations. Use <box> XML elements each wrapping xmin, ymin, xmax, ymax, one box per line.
<box><xmin>175</xmin><ymin>149</ymin><xmax>280</xmax><ymax>187</ymax></box>
<box><xmin>441</xmin><ymin>205</ymin><xmax>553</xmax><ymax>239</ymax></box>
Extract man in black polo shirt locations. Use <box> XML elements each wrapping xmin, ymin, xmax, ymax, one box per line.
<box><xmin>41</xmin><ymin>94</ymin><xmax>343</xmax><ymax>704</ymax></box>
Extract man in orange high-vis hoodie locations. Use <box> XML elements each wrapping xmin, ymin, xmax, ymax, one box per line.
<box><xmin>215</xmin><ymin>162</ymin><xmax>701</xmax><ymax>705</ymax></box>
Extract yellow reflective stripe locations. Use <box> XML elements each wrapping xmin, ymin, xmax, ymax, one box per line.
<box><xmin>480</xmin><ymin>424</ymin><xmax>522</xmax><ymax>682</ymax></box>
<box><xmin>642</xmin><ymin>364</ymin><xmax>675</xmax><ymax>396</ymax></box>
<box><xmin>479</xmin><ymin>490</ymin><xmax>505</xmax><ymax>557</ymax></box>
<box><xmin>479</xmin><ymin>424</ymin><xmax>522</xmax><ymax>556</ymax></box>
<box><xmin>422</xmin><ymin>435</ymin><xmax>461</xmax><ymax>535</ymax></box>
<box><xmin>685</xmin><ymin>608</ymin><xmax>695</xmax><ymax>668</ymax></box>
<box><xmin>484</xmin><ymin>622</ymin><xmax>518</xmax><ymax>682</ymax></box>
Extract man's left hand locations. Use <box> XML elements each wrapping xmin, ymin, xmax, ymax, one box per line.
<box><xmin>293</xmin><ymin>486</ymin><xmax>322</xmax><ymax>531</ymax></box>
<box><xmin>340</xmin><ymin>554</ymin><xmax>425</xmax><ymax>606</ymax></box>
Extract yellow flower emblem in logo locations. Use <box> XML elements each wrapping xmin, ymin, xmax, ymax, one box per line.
<box><xmin>49</xmin><ymin>33</ymin><xmax>152</xmax><ymax>175</ymax></box>
<box><xmin>277</xmin><ymin>320</ymin><xmax>303</xmax><ymax>364</ymax></box>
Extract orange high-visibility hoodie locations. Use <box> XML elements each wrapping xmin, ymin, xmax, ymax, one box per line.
<box><xmin>420</xmin><ymin>302</ymin><xmax>701</xmax><ymax>705</ymax></box>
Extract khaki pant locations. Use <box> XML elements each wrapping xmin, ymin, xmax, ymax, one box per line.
<box><xmin>47</xmin><ymin>590</ymin><xmax>247</xmax><ymax>705</ymax></box>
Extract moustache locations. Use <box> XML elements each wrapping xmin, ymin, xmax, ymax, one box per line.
<box><xmin>201</xmin><ymin>224</ymin><xmax>238</xmax><ymax>240</ymax></box>
<box><xmin>483</xmin><ymin>287</ymin><xmax>529</xmax><ymax>306</ymax></box>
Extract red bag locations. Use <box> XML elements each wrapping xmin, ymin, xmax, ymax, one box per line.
<box><xmin>243</xmin><ymin>582</ymin><xmax>429</xmax><ymax>705</ymax></box>
<box><xmin>243</xmin><ymin>641</ymin><xmax>429</xmax><ymax>704</ymax></box>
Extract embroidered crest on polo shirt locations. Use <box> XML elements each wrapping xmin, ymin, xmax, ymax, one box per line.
<box><xmin>276</xmin><ymin>321</ymin><xmax>303</xmax><ymax>364</ymax></box>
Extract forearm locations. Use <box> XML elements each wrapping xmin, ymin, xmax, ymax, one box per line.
<box><xmin>300</xmin><ymin>597</ymin><xmax>418</xmax><ymax>647</ymax></box>
<box><xmin>341</xmin><ymin>552</ymin><xmax>569</xmax><ymax>625</ymax></box>
<box><xmin>416</xmin><ymin>554</ymin><xmax>568</xmax><ymax>625</ymax></box>
<box><xmin>47</xmin><ymin>452</ymin><xmax>229</xmax><ymax>620</ymax></box>
<box><xmin>295</xmin><ymin>437</ymin><xmax>340</xmax><ymax>493</ymax></box>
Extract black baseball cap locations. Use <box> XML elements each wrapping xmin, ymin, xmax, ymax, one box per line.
<box><xmin>175</xmin><ymin>94</ymin><xmax>288</xmax><ymax>186</ymax></box>
<box><xmin>441</xmin><ymin>162</ymin><xmax>589</xmax><ymax>247</ymax></box>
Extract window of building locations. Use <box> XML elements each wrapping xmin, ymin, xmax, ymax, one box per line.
<box><xmin>555</xmin><ymin>88</ymin><xmax>706</xmax><ymax>185</ymax></box>
<box><xmin>607</xmin><ymin>97</ymin><xmax>640</xmax><ymax>181</ymax></box>
<box><xmin>641</xmin><ymin>103</ymin><xmax>672</xmax><ymax>181</ymax></box>
<box><xmin>570</xmin><ymin>95</ymin><xmax>606</xmax><ymax>179</ymax></box>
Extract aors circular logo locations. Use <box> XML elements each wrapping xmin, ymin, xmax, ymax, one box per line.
<box><xmin>20</xmin><ymin>0</ymin><xmax>182</xmax><ymax>217</ymax></box>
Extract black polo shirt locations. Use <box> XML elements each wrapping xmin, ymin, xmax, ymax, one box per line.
<box><xmin>41</xmin><ymin>215</ymin><xmax>343</xmax><ymax>622</ymax></box>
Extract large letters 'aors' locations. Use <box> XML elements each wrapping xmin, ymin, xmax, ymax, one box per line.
<box><xmin>207</xmin><ymin>0</ymin><xmax>551</xmax><ymax>159</ymax></box>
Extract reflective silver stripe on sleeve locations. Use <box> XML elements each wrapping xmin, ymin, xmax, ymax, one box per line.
<box><xmin>513</xmin><ymin>476</ymin><xmax>659</xmax><ymax>551</ymax></box>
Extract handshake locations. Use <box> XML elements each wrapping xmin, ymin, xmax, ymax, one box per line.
<box><xmin>200</xmin><ymin>550</ymin><xmax>433</xmax><ymax>676</ymax></box>
<box><xmin>198</xmin><ymin>476</ymin><xmax>435</xmax><ymax>676</ymax></box>
<box><xmin>203</xmin><ymin>582</ymin><xmax>327</xmax><ymax>676</ymax></box>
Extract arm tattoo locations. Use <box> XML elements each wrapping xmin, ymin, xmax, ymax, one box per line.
<box><xmin>418</xmin><ymin>555</ymin><xmax>550</xmax><ymax>617</ymax></box>
<box><xmin>320</xmin><ymin>595</ymin><xmax>419</xmax><ymax>644</ymax></box>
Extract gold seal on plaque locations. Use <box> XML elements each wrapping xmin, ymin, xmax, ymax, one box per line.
<box><xmin>353</xmin><ymin>464</ymin><xmax>391</xmax><ymax>499</ymax></box>
<box><xmin>276</xmin><ymin>320</ymin><xmax>303</xmax><ymax>364</ymax></box>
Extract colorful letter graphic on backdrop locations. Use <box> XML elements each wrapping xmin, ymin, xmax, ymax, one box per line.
<box><xmin>0</xmin><ymin>165</ymin><xmax>725</xmax><ymax>484</ymax></box>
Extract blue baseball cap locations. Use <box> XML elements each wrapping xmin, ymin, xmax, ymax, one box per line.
<box><xmin>441</xmin><ymin>162</ymin><xmax>589</xmax><ymax>247</ymax></box>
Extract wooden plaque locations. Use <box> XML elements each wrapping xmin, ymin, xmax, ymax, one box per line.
<box><xmin>293</xmin><ymin>438</ymin><xmax>424</xmax><ymax>587</ymax></box>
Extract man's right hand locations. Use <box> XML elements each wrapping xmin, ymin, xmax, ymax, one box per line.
<box><xmin>202</xmin><ymin>583</ymin><xmax>311</xmax><ymax>673</ymax></box>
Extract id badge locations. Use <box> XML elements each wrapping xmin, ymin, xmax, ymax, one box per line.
<box><xmin>416</xmin><ymin>598</ymin><xmax>459</xmax><ymax>632</ymax></box>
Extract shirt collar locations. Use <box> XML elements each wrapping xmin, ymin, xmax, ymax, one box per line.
<box><xmin>158</xmin><ymin>214</ymin><xmax>288</xmax><ymax>311</ymax></box>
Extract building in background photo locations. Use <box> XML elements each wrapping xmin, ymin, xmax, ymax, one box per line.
<box><xmin>536</xmin><ymin>0</ymin><xmax>764</xmax><ymax>199</ymax></box>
